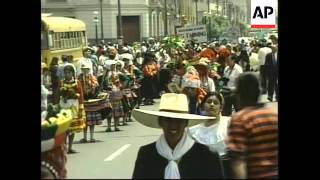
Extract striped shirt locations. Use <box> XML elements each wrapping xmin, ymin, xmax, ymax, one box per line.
<box><xmin>227</xmin><ymin>106</ymin><xmax>278</xmax><ymax>179</ymax></box>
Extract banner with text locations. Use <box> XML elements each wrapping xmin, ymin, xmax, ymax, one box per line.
<box><xmin>177</xmin><ymin>25</ymin><xmax>207</xmax><ymax>44</ymax></box>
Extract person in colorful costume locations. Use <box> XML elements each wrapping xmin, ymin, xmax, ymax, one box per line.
<box><xmin>57</xmin><ymin>65</ymin><xmax>85</xmax><ymax>154</ymax></box>
<box><xmin>78</xmin><ymin>64</ymin><xmax>101</xmax><ymax>143</ymax></box>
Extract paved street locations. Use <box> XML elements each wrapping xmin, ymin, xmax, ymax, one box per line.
<box><xmin>66</xmin><ymin>96</ymin><xmax>278</xmax><ymax>179</ymax></box>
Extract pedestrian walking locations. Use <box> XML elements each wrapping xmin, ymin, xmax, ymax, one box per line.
<box><xmin>227</xmin><ymin>73</ymin><xmax>278</xmax><ymax>179</ymax></box>
<box><xmin>141</xmin><ymin>52</ymin><xmax>158</xmax><ymax>105</ymax></box>
<box><xmin>221</xmin><ymin>54</ymin><xmax>243</xmax><ymax>116</ymax></box>
<box><xmin>258</xmin><ymin>41</ymin><xmax>272</xmax><ymax>93</ymax></box>
<box><xmin>132</xmin><ymin>93</ymin><xmax>224</xmax><ymax>179</ymax></box>
<box><xmin>265</xmin><ymin>45</ymin><xmax>279</xmax><ymax>102</ymax></box>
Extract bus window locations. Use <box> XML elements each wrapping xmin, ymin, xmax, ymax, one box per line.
<box><xmin>48</xmin><ymin>31</ymin><xmax>54</xmax><ymax>49</ymax></box>
<box><xmin>77</xmin><ymin>32</ymin><xmax>81</xmax><ymax>47</ymax></box>
<box><xmin>82</xmin><ymin>31</ymin><xmax>86</xmax><ymax>46</ymax></box>
<box><xmin>56</xmin><ymin>33</ymin><xmax>61</xmax><ymax>50</ymax></box>
<box><xmin>61</xmin><ymin>32</ymin><xmax>65</xmax><ymax>49</ymax></box>
<box><xmin>67</xmin><ymin>32</ymin><xmax>71</xmax><ymax>48</ymax></box>
<box><xmin>53</xmin><ymin>33</ymin><xmax>58</xmax><ymax>49</ymax></box>
<box><xmin>41</xmin><ymin>31</ymin><xmax>48</xmax><ymax>50</ymax></box>
<box><xmin>70</xmin><ymin>32</ymin><xmax>74</xmax><ymax>48</ymax></box>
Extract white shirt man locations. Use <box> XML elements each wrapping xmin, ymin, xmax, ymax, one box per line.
<box><xmin>258</xmin><ymin>46</ymin><xmax>272</xmax><ymax>66</ymax></box>
<box><xmin>249</xmin><ymin>52</ymin><xmax>259</xmax><ymax>71</ymax></box>
<box><xmin>224</xmin><ymin>63</ymin><xmax>243</xmax><ymax>91</ymax></box>
<box><xmin>76</xmin><ymin>57</ymin><xmax>93</xmax><ymax>76</ymax></box>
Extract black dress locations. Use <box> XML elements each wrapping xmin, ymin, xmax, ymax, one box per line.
<box><xmin>132</xmin><ymin>142</ymin><xmax>224</xmax><ymax>179</ymax></box>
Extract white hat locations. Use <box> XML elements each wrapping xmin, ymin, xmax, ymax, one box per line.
<box><xmin>120</xmin><ymin>53</ymin><xmax>134</xmax><ymax>61</ymax></box>
<box><xmin>132</xmin><ymin>93</ymin><xmax>215</xmax><ymax>129</ymax></box>
<box><xmin>104</xmin><ymin>60</ymin><xmax>117</xmax><ymax>70</ymax></box>
<box><xmin>81</xmin><ymin>63</ymin><xmax>91</xmax><ymax>69</ymax></box>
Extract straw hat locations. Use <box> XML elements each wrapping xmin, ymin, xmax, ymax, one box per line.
<box><xmin>132</xmin><ymin>93</ymin><xmax>215</xmax><ymax>129</ymax></box>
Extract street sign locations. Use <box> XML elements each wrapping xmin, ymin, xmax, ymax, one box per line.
<box><xmin>176</xmin><ymin>25</ymin><xmax>207</xmax><ymax>44</ymax></box>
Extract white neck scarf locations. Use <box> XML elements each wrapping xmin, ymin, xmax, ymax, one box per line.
<box><xmin>156</xmin><ymin>129</ymin><xmax>195</xmax><ymax>179</ymax></box>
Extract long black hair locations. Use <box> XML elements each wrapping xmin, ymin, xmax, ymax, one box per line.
<box><xmin>198</xmin><ymin>91</ymin><xmax>225</xmax><ymax>112</ymax></box>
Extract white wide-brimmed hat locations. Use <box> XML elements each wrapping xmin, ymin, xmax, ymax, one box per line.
<box><xmin>132</xmin><ymin>93</ymin><xmax>215</xmax><ymax>129</ymax></box>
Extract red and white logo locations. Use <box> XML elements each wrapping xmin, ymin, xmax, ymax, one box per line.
<box><xmin>251</xmin><ymin>0</ymin><xmax>276</xmax><ymax>28</ymax></box>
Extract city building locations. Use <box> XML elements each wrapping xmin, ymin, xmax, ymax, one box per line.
<box><xmin>41</xmin><ymin>0</ymin><xmax>251</xmax><ymax>43</ymax></box>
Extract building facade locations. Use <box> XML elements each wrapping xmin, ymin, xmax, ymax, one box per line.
<box><xmin>41</xmin><ymin>0</ymin><xmax>251</xmax><ymax>43</ymax></box>
<box><xmin>42</xmin><ymin>0</ymin><xmax>162</xmax><ymax>43</ymax></box>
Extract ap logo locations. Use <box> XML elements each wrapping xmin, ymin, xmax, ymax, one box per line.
<box><xmin>251</xmin><ymin>0</ymin><xmax>276</xmax><ymax>28</ymax></box>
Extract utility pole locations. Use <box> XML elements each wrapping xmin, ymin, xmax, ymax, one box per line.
<box><xmin>216</xmin><ymin>0</ymin><xmax>219</xmax><ymax>16</ymax></box>
<box><xmin>99</xmin><ymin>0</ymin><xmax>104</xmax><ymax>41</ymax></box>
<box><xmin>195</xmin><ymin>0</ymin><xmax>198</xmax><ymax>25</ymax></box>
<box><xmin>117</xmin><ymin>0</ymin><xmax>123</xmax><ymax>45</ymax></box>
<box><xmin>164</xmin><ymin>0</ymin><xmax>168</xmax><ymax>36</ymax></box>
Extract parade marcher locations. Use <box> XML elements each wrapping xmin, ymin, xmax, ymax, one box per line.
<box><xmin>189</xmin><ymin>92</ymin><xmax>230</xmax><ymax>156</ymax></box>
<box><xmin>41</xmin><ymin>117</ymin><xmax>70</xmax><ymax>179</ymax></box>
<box><xmin>50</xmin><ymin>57</ymin><xmax>60</xmax><ymax>104</ymax></box>
<box><xmin>188</xmin><ymin>91</ymin><xmax>231</xmax><ymax>178</ymax></box>
<box><xmin>76</xmin><ymin>48</ymin><xmax>94</xmax><ymax>76</ymax></box>
<box><xmin>199</xmin><ymin>45</ymin><xmax>217</xmax><ymax>63</ymax></box>
<box><xmin>121</xmin><ymin>54</ymin><xmax>143</xmax><ymax>116</ymax></box>
<box><xmin>181</xmin><ymin>66</ymin><xmax>201</xmax><ymax>114</ymax></box>
<box><xmin>106</xmin><ymin>73</ymin><xmax>124</xmax><ymax>132</ymax></box>
<box><xmin>57</xmin><ymin>55</ymin><xmax>75</xmax><ymax>81</ymax></box>
<box><xmin>227</xmin><ymin>73</ymin><xmax>278</xmax><ymax>179</ymax></box>
<box><xmin>134</xmin><ymin>50</ymin><xmax>144</xmax><ymax>69</ymax></box>
<box><xmin>141</xmin><ymin>52</ymin><xmax>158</xmax><ymax>105</ymax></box>
<box><xmin>168</xmin><ymin>61</ymin><xmax>187</xmax><ymax>94</ymax></box>
<box><xmin>42</xmin><ymin>65</ymin><xmax>51</xmax><ymax>90</ymax></box>
<box><xmin>41</xmin><ymin>84</ymin><xmax>50</xmax><ymax>113</ymax></box>
<box><xmin>119</xmin><ymin>54</ymin><xmax>135</xmax><ymax>125</ymax></box>
<box><xmin>57</xmin><ymin>65</ymin><xmax>86</xmax><ymax>153</ymax></box>
<box><xmin>78</xmin><ymin>64</ymin><xmax>101</xmax><ymax>143</ymax></box>
<box><xmin>217</xmin><ymin>48</ymin><xmax>231</xmax><ymax>77</ymax></box>
<box><xmin>158</xmin><ymin>50</ymin><xmax>171</xmax><ymax>68</ymax></box>
<box><xmin>89</xmin><ymin>47</ymin><xmax>99</xmax><ymax>76</ymax></box>
<box><xmin>258</xmin><ymin>41</ymin><xmax>272</xmax><ymax>94</ymax></box>
<box><xmin>132</xmin><ymin>93</ymin><xmax>224</xmax><ymax>179</ymax></box>
<box><xmin>265</xmin><ymin>45</ymin><xmax>279</xmax><ymax>102</ymax></box>
<box><xmin>98</xmin><ymin>50</ymin><xmax>107</xmax><ymax>67</ymax></box>
<box><xmin>192</xmin><ymin>58</ymin><xmax>216</xmax><ymax>93</ymax></box>
<box><xmin>221</xmin><ymin>54</ymin><xmax>243</xmax><ymax>116</ymax></box>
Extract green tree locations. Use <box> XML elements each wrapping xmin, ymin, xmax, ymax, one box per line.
<box><xmin>203</xmin><ymin>16</ymin><xmax>231</xmax><ymax>40</ymax></box>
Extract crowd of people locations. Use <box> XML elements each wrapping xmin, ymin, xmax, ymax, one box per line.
<box><xmin>41</xmin><ymin>35</ymin><xmax>278</xmax><ymax>179</ymax></box>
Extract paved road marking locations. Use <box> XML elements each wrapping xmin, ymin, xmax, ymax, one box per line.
<box><xmin>104</xmin><ymin>144</ymin><xmax>131</xmax><ymax>162</ymax></box>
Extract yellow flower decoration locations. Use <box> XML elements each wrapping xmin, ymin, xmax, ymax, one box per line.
<box><xmin>60</xmin><ymin>109</ymin><xmax>73</xmax><ymax>121</ymax></box>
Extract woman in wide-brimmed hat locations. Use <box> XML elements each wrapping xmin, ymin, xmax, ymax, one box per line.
<box><xmin>132</xmin><ymin>93</ymin><xmax>224</xmax><ymax>179</ymax></box>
